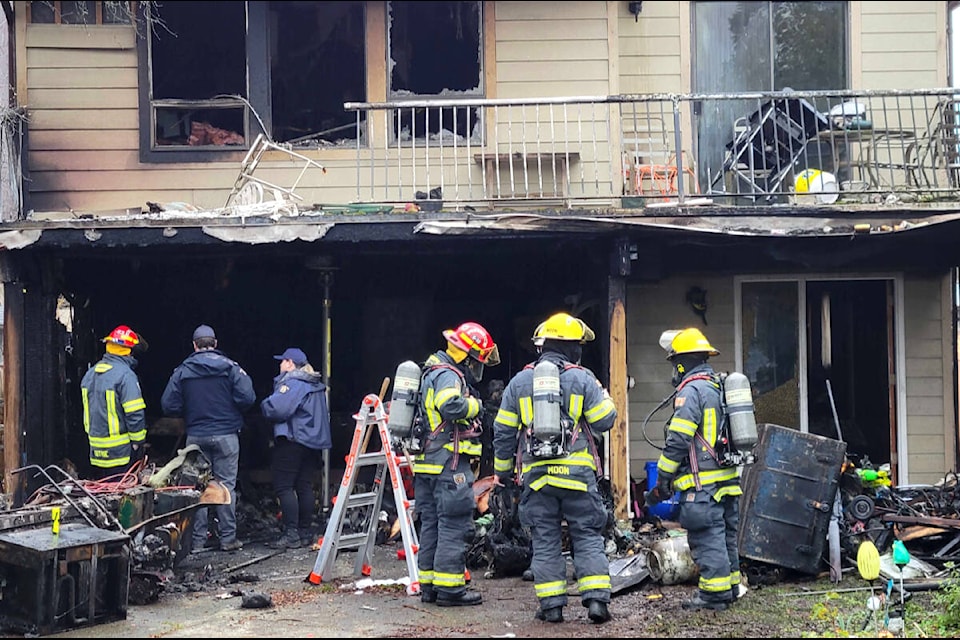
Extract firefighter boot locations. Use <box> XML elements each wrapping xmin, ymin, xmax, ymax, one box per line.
<box><xmin>535</xmin><ymin>606</ymin><xmax>564</xmax><ymax>623</ymax></box>
<box><xmin>587</xmin><ymin>600</ymin><xmax>611</xmax><ymax>623</ymax></box>
<box><xmin>436</xmin><ymin>590</ymin><xmax>483</xmax><ymax>607</ymax></box>
<box><xmin>420</xmin><ymin>585</ymin><xmax>437</xmax><ymax>604</ymax></box>
<box><xmin>682</xmin><ymin>594</ymin><xmax>729</xmax><ymax>611</ymax></box>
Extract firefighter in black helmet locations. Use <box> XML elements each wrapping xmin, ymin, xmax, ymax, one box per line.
<box><xmin>649</xmin><ymin>327</ymin><xmax>743</xmax><ymax>611</ymax></box>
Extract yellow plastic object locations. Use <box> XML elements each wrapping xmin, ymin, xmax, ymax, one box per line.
<box><xmin>793</xmin><ymin>168</ymin><xmax>839</xmax><ymax>204</ymax></box>
<box><xmin>856</xmin><ymin>539</ymin><xmax>881</xmax><ymax>581</ymax></box>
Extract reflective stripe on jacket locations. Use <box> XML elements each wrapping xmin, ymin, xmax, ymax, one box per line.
<box><xmin>412</xmin><ymin>351</ymin><xmax>482</xmax><ymax>475</ymax></box>
<box><xmin>81</xmin><ymin>353</ymin><xmax>147</xmax><ymax>469</ymax></box>
<box><xmin>656</xmin><ymin>364</ymin><xmax>742</xmax><ymax>500</ymax></box>
<box><xmin>493</xmin><ymin>352</ymin><xmax>617</xmax><ymax>492</ymax></box>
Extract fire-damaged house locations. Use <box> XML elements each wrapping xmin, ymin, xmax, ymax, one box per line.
<box><xmin>0</xmin><ymin>2</ymin><xmax>958</xmax><ymax>629</ymax></box>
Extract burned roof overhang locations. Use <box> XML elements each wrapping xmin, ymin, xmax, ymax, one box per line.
<box><xmin>413</xmin><ymin>210</ymin><xmax>960</xmax><ymax>239</ymax></box>
<box><xmin>6</xmin><ymin>207</ymin><xmax>960</xmax><ymax>267</ymax></box>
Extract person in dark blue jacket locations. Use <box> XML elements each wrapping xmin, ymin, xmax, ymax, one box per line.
<box><xmin>261</xmin><ymin>347</ymin><xmax>331</xmax><ymax>549</ymax></box>
<box><xmin>161</xmin><ymin>324</ymin><xmax>256</xmax><ymax>552</ymax></box>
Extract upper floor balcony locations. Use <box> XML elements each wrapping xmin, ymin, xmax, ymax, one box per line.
<box><xmin>336</xmin><ymin>88</ymin><xmax>960</xmax><ymax>214</ymax></box>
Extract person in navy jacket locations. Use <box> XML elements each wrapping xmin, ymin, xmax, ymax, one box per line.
<box><xmin>261</xmin><ymin>347</ymin><xmax>331</xmax><ymax>549</ymax></box>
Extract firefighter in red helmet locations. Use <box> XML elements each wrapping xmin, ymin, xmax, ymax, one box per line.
<box><xmin>80</xmin><ymin>325</ymin><xmax>149</xmax><ymax>478</ymax></box>
<box><xmin>415</xmin><ymin>321</ymin><xmax>499</xmax><ymax>607</ymax></box>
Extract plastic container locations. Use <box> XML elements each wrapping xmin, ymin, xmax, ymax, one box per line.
<box><xmin>644</xmin><ymin>461</ymin><xmax>680</xmax><ymax>520</ymax></box>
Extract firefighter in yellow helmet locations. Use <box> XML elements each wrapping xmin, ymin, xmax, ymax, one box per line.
<box><xmin>493</xmin><ymin>312</ymin><xmax>617</xmax><ymax>624</ymax></box>
<box><xmin>415</xmin><ymin>321</ymin><xmax>499</xmax><ymax>607</ymax></box>
<box><xmin>80</xmin><ymin>325</ymin><xmax>148</xmax><ymax>478</ymax></box>
<box><xmin>649</xmin><ymin>327</ymin><xmax>742</xmax><ymax>611</ymax></box>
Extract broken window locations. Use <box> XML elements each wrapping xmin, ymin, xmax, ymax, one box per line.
<box><xmin>29</xmin><ymin>1</ymin><xmax>132</xmax><ymax>24</ymax></box>
<box><xmin>138</xmin><ymin>2</ymin><xmax>367</xmax><ymax>160</ymax></box>
<box><xmin>146</xmin><ymin>2</ymin><xmax>247</xmax><ymax>151</ymax></box>
<box><xmin>268</xmin><ymin>1</ymin><xmax>366</xmax><ymax>146</ymax></box>
<box><xmin>388</xmin><ymin>1</ymin><xmax>483</xmax><ymax>145</ymax></box>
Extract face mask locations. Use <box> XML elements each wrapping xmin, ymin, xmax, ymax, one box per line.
<box><xmin>465</xmin><ymin>358</ymin><xmax>484</xmax><ymax>384</ymax></box>
<box><xmin>671</xmin><ymin>361</ymin><xmax>686</xmax><ymax>387</ymax></box>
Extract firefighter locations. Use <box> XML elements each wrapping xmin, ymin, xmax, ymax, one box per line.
<box><xmin>649</xmin><ymin>327</ymin><xmax>742</xmax><ymax>611</ymax></box>
<box><xmin>80</xmin><ymin>325</ymin><xmax>148</xmax><ymax>478</ymax></box>
<box><xmin>415</xmin><ymin>321</ymin><xmax>500</xmax><ymax>607</ymax></box>
<box><xmin>492</xmin><ymin>312</ymin><xmax>617</xmax><ymax>624</ymax></box>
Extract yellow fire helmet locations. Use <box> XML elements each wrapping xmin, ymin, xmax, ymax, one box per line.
<box><xmin>659</xmin><ymin>327</ymin><xmax>719</xmax><ymax>359</ymax></box>
<box><xmin>532</xmin><ymin>312</ymin><xmax>596</xmax><ymax>346</ymax></box>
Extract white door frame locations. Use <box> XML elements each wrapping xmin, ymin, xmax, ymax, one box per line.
<box><xmin>733</xmin><ymin>273</ymin><xmax>907</xmax><ymax>479</ymax></box>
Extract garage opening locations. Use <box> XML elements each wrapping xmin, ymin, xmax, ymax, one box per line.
<box><xmin>41</xmin><ymin>235</ymin><xmax>610</xmax><ymax>499</ymax></box>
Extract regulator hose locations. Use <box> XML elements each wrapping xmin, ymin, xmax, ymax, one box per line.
<box><xmin>641</xmin><ymin>390</ymin><xmax>677</xmax><ymax>451</ymax></box>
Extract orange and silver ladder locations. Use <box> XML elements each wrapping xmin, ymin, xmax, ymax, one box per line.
<box><xmin>307</xmin><ymin>393</ymin><xmax>420</xmax><ymax>595</ymax></box>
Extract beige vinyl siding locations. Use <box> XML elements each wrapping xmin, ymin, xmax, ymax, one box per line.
<box><xmin>617</xmin><ymin>1</ymin><xmax>682</xmax><ymax>95</ymax></box>
<box><xmin>491</xmin><ymin>2</ymin><xmax>615</xmax><ymax>195</ymax></box>
<box><xmin>902</xmin><ymin>273</ymin><xmax>953</xmax><ymax>485</ymax></box>
<box><xmin>626</xmin><ymin>274</ymin><xmax>735</xmax><ymax>478</ymax></box>
<box><xmin>495</xmin><ymin>1</ymin><xmax>609</xmax><ymax>94</ymax></box>
<box><xmin>856</xmin><ymin>1</ymin><xmax>945</xmax><ymax>89</ymax></box>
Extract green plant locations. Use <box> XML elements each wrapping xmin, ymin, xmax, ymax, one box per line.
<box><xmin>932</xmin><ymin>562</ymin><xmax>960</xmax><ymax>633</ymax></box>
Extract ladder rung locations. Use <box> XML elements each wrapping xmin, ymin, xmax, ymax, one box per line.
<box><xmin>336</xmin><ymin>532</ymin><xmax>370</xmax><ymax>548</ymax></box>
<box><xmin>342</xmin><ymin>491</ymin><xmax>379</xmax><ymax>508</ymax></box>
<box><xmin>355</xmin><ymin>452</ymin><xmax>388</xmax><ymax>465</ymax></box>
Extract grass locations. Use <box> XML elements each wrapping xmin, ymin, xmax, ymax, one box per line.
<box><xmin>728</xmin><ymin>572</ymin><xmax>947</xmax><ymax>638</ymax></box>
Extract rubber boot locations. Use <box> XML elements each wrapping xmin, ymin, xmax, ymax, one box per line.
<box><xmin>535</xmin><ymin>606</ymin><xmax>563</xmax><ymax>623</ymax></box>
<box><xmin>682</xmin><ymin>594</ymin><xmax>729</xmax><ymax>611</ymax></box>
<box><xmin>587</xmin><ymin>600</ymin><xmax>611</xmax><ymax>623</ymax></box>
<box><xmin>420</xmin><ymin>585</ymin><xmax>437</xmax><ymax>604</ymax></box>
<box><xmin>436</xmin><ymin>590</ymin><xmax>483</xmax><ymax>607</ymax></box>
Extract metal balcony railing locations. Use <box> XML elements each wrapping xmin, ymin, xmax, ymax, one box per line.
<box><xmin>345</xmin><ymin>88</ymin><xmax>960</xmax><ymax>211</ymax></box>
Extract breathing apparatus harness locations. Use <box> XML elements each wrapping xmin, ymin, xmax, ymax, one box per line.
<box><xmin>388</xmin><ymin>360</ymin><xmax>483</xmax><ymax>469</ymax></box>
<box><xmin>509</xmin><ymin>359</ymin><xmax>604</xmax><ymax>485</ymax></box>
<box><xmin>642</xmin><ymin>370</ymin><xmax>757</xmax><ymax>491</ymax></box>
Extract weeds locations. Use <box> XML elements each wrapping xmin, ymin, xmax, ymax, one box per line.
<box><xmin>932</xmin><ymin>562</ymin><xmax>960</xmax><ymax>634</ymax></box>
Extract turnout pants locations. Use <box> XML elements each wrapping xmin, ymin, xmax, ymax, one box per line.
<box><xmin>414</xmin><ymin>455</ymin><xmax>476</xmax><ymax>596</ymax></box>
<box><xmin>519</xmin><ymin>481</ymin><xmax>611</xmax><ymax>611</ymax></box>
<box><xmin>678</xmin><ymin>490</ymin><xmax>740</xmax><ymax>603</ymax></box>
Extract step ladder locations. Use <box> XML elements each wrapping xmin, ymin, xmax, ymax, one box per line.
<box><xmin>307</xmin><ymin>393</ymin><xmax>420</xmax><ymax>595</ymax></box>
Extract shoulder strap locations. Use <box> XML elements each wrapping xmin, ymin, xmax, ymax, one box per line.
<box><xmin>424</xmin><ymin>361</ymin><xmax>465</xmax><ymax>383</ymax></box>
<box><xmin>676</xmin><ymin>372</ymin><xmax>716</xmax><ymax>393</ymax></box>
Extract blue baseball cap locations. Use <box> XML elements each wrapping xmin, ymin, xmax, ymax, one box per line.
<box><xmin>274</xmin><ymin>347</ymin><xmax>308</xmax><ymax>367</ymax></box>
<box><xmin>193</xmin><ymin>324</ymin><xmax>216</xmax><ymax>341</ymax></box>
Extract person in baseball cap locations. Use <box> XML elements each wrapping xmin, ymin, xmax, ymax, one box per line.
<box><xmin>193</xmin><ymin>324</ymin><xmax>216</xmax><ymax>342</ymax></box>
<box><xmin>273</xmin><ymin>347</ymin><xmax>308</xmax><ymax>368</ymax></box>
<box><xmin>262</xmin><ymin>345</ymin><xmax>329</xmax><ymax>549</ymax></box>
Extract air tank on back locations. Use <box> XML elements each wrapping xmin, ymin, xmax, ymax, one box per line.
<box><xmin>387</xmin><ymin>360</ymin><xmax>421</xmax><ymax>439</ymax></box>
<box><xmin>531</xmin><ymin>359</ymin><xmax>563</xmax><ymax>457</ymax></box>
<box><xmin>723</xmin><ymin>371</ymin><xmax>758</xmax><ymax>452</ymax></box>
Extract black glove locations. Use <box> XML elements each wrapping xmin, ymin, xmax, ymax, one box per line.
<box><xmin>645</xmin><ymin>475</ymin><xmax>674</xmax><ymax>507</ymax></box>
<box><xmin>657</xmin><ymin>476</ymin><xmax>674</xmax><ymax>500</ymax></box>
<box><xmin>496</xmin><ymin>471</ymin><xmax>515</xmax><ymax>487</ymax></box>
<box><xmin>645</xmin><ymin>486</ymin><xmax>663</xmax><ymax>506</ymax></box>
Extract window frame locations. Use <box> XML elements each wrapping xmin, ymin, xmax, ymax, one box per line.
<box><xmin>29</xmin><ymin>1</ymin><xmax>133</xmax><ymax>25</ymax></box>
<box><xmin>136</xmin><ymin>1</ymin><xmax>270</xmax><ymax>164</ymax></box>
<box><xmin>136</xmin><ymin>1</ymin><xmax>490</xmax><ymax>162</ymax></box>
